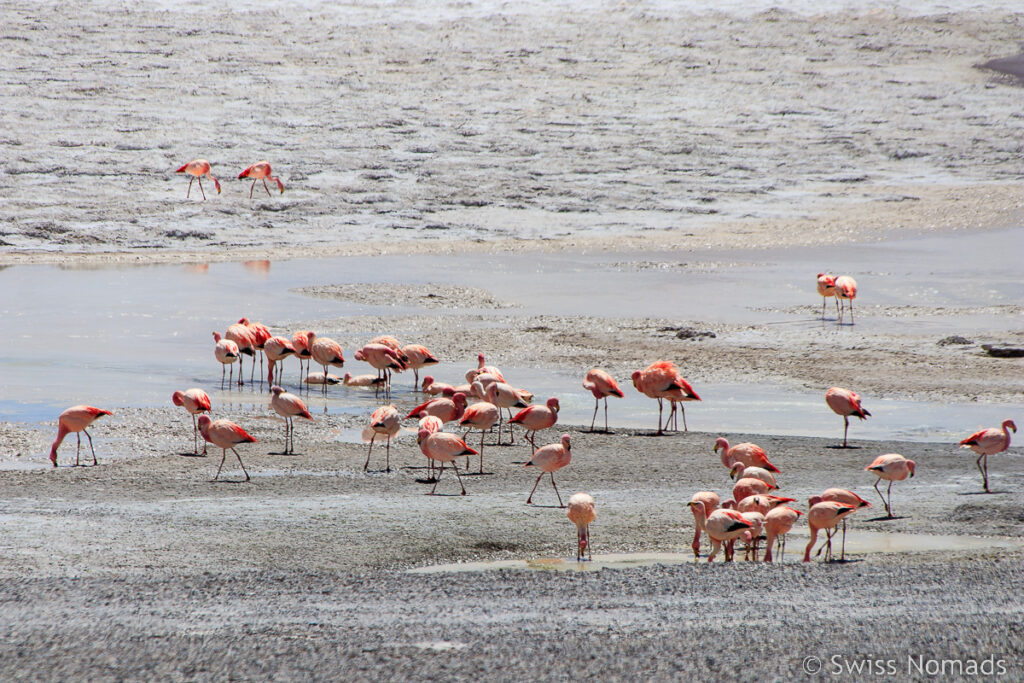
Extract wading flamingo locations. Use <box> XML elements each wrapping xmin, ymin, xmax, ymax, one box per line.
<box><xmin>224</xmin><ymin>322</ymin><xmax>256</xmax><ymax>386</ymax></box>
<box><xmin>176</xmin><ymin>159</ymin><xmax>220</xmax><ymax>199</ymax></box>
<box><xmin>304</xmin><ymin>372</ymin><xmax>340</xmax><ymax>386</ymax></box>
<box><xmin>239</xmin><ymin>318</ymin><xmax>271</xmax><ymax>384</ymax></box>
<box><xmin>582</xmin><ymin>369</ymin><xmax>624</xmax><ymax>432</ymax></box>
<box><xmin>865</xmin><ymin>454</ymin><xmax>915</xmax><ymax>518</ymax></box>
<box><xmin>344</xmin><ymin>372</ymin><xmax>385</xmax><ymax>388</ymax></box>
<box><xmin>263</xmin><ymin>336</ymin><xmax>296</xmax><ymax>386</ymax></box>
<box><xmin>401</xmin><ymin>344</ymin><xmax>440</xmax><ymax>389</ymax></box>
<box><xmin>270</xmin><ymin>386</ymin><xmax>312</xmax><ymax>455</ymax></box>
<box><xmin>632</xmin><ymin>361</ymin><xmax>700</xmax><ymax>434</ymax></box>
<box><xmin>816</xmin><ymin>273</ymin><xmax>838</xmax><ymax>319</ymax></box>
<box><xmin>687</xmin><ymin>504</ymin><xmax>755</xmax><ymax>562</ymax></box>
<box><xmin>406</xmin><ymin>392</ymin><xmax>467</xmax><ymax>424</ymax></box>
<box><xmin>213</xmin><ymin>332</ymin><xmax>240</xmax><ymax>386</ymax></box>
<box><xmin>292</xmin><ymin>331</ymin><xmax>313</xmax><ymax>382</ymax></box>
<box><xmin>309</xmin><ymin>332</ymin><xmax>345</xmax><ymax>393</ymax></box>
<box><xmin>474</xmin><ymin>353</ymin><xmax>505</xmax><ymax>382</ymax></box>
<box><xmin>733</xmin><ymin>477</ymin><xmax>773</xmax><ymax>504</ymax></box>
<box><xmin>736</xmin><ymin>494</ymin><xmax>796</xmax><ymax>515</ymax></box>
<box><xmin>959</xmin><ymin>419</ymin><xmax>1016</xmax><ymax>493</ymax></box>
<box><xmin>510</xmin><ymin>397</ymin><xmax>560</xmax><ymax>450</ymax></box>
<box><xmin>459</xmin><ymin>399</ymin><xmax>500</xmax><ymax>473</ymax></box>
<box><xmin>689</xmin><ymin>491</ymin><xmax>720</xmax><ymax>558</ymax></box>
<box><xmin>364</xmin><ymin>405</ymin><xmax>401</xmax><ymax>472</ymax></box>
<box><xmin>763</xmin><ymin>506</ymin><xmax>802</xmax><ymax>562</ymax></box>
<box><xmin>729</xmin><ymin>463</ymin><xmax>778</xmax><ymax>489</ymax></box>
<box><xmin>198</xmin><ymin>415</ymin><xmax>257</xmax><ymax>482</ymax></box>
<box><xmin>825</xmin><ymin>387</ymin><xmax>870</xmax><ymax>448</ymax></box>
<box><xmin>171</xmin><ymin>389</ymin><xmax>211</xmax><ymax>455</ymax></box>
<box><xmin>835</xmin><ymin>275</ymin><xmax>858</xmax><ymax>324</ymax></box>
<box><xmin>421</xmin><ymin>376</ymin><xmax>454</xmax><ymax>395</ymax></box>
<box><xmin>525</xmin><ymin>434</ymin><xmax>572</xmax><ymax>507</ymax></box>
<box><xmin>808</xmin><ymin>488</ymin><xmax>871</xmax><ymax>557</ymax></box>
<box><xmin>486</xmin><ymin>382</ymin><xmax>531</xmax><ymax>445</ymax></box>
<box><xmin>418</xmin><ymin>415</ymin><xmax>443</xmax><ymax>479</ymax></box>
<box><xmin>49</xmin><ymin>405</ymin><xmax>113</xmax><ymax>467</ymax></box>
<box><xmin>238</xmin><ymin>161</ymin><xmax>284</xmax><ymax>198</ymax></box>
<box><xmin>714</xmin><ymin>438</ymin><xmax>780</xmax><ymax>473</ymax></box>
<box><xmin>804</xmin><ymin>501</ymin><xmax>858</xmax><ymax>562</ymax></box>
<box><xmin>567</xmin><ymin>493</ymin><xmax>596</xmax><ymax>561</ymax></box>
<box><xmin>418</xmin><ymin>428</ymin><xmax>477</xmax><ymax>495</ymax></box>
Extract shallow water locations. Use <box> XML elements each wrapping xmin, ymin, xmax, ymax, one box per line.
<box><xmin>1</xmin><ymin>228</ymin><xmax>1020</xmax><ymax>451</ymax></box>
<box><xmin>407</xmin><ymin>532</ymin><xmax>1024</xmax><ymax>573</ymax></box>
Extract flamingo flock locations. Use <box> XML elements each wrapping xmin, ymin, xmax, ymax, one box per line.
<box><xmin>43</xmin><ymin>274</ymin><xmax>1018</xmax><ymax>565</ymax></box>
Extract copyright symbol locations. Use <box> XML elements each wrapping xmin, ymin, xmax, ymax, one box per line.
<box><xmin>803</xmin><ymin>656</ymin><xmax>822</xmax><ymax>675</ymax></box>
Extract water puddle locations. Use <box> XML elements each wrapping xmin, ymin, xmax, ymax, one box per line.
<box><xmin>407</xmin><ymin>532</ymin><xmax>1024</xmax><ymax>573</ymax></box>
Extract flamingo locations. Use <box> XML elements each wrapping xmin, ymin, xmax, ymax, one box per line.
<box><xmin>370</xmin><ymin>335</ymin><xmax>404</xmax><ymax>353</ymax></box>
<box><xmin>687</xmin><ymin>504</ymin><xmax>755</xmax><ymax>562</ymax></box>
<box><xmin>486</xmin><ymin>382</ymin><xmax>531</xmax><ymax>445</ymax></box>
<box><xmin>475</xmin><ymin>353</ymin><xmax>505</xmax><ymax>382</ymax></box>
<box><xmin>825</xmin><ymin>387</ymin><xmax>871</xmax><ymax>448</ymax></box>
<box><xmin>239</xmin><ymin>318</ymin><xmax>271</xmax><ymax>384</ymax></box>
<box><xmin>176</xmin><ymin>159</ymin><xmax>220</xmax><ymax>200</ymax></box>
<box><xmin>364</xmin><ymin>405</ymin><xmax>401</xmax><ymax>472</ymax></box>
<box><xmin>171</xmin><ymin>389</ymin><xmax>211</xmax><ymax>455</ymax></box>
<box><xmin>959</xmin><ymin>419</ymin><xmax>1016</xmax><ymax>493</ymax></box>
<box><xmin>309</xmin><ymin>332</ymin><xmax>345</xmax><ymax>393</ymax></box>
<box><xmin>688</xmin><ymin>491</ymin><xmax>720</xmax><ymax>558</ymax></box>
<box><xmin>212</xmin><ymin>332</ymin><xmax>240</xmax><ymax>386</ymax></box>
<box><xmin>459</xmin><ymin>400</ymin><xmax>500</xmax><ymax>473</ymax></box>
<box><xmin>263</xmin><ymin>336</ymin><xmax>296</xmax><ymax>385</ymax></box>
<box><xmin>198</xmin><ymin>416</ymin><xmax>257</xmax><ymax>482</ymax></box>
<box><xmin>49</xmin><ymin>405</ymin><xmax>113</xmax><ymax>467</ymax></box>
<box><xmin>763</xmin><ymin>506</ymin><xmax>803</xmax><ymax>562</ymax></box>
<box><xmin>631</xmin><ymin>361</ymin><xmax>700</xmax><ymax>434</ymax></box>
<box><xmin>808</xmin><ymin>488</ymin><xmax>871</xmax><ymax>557</ymax></box>
<box><xmin>344</xmin><ymin>372</ymin><xmax>385</xmax><ymax>388</ymax></box>
<box><xmin>401</xmin><ymin>344</ymin><xmax>439</xmax><ymax>389</ymax></box>
<box><xmin>303</xmin><ymin>372</ymin><xmax>341</xmax><ymax>386</ymax></box>
<box><xmin>292</xmin><ymin>331</ymin><xmax>314</xmax><ymax>382</ymax></box>
<box><xmin>713</xmin><ymin>438</ymin><xmax>781</xmax><ymax>473</ymax></box>
<box><xmin>270</xmin><ymin>386</ymin><xmax>312</xmax><ymax>455</ymax></box>
<box><xmin>736</xmin><ymin>494</ymin><xmax>796</xmax><ymax>515</ymax></box>
<box><xmin>865</xmin><ymin>454</ymin><xmax>915</xmax><ymax>518</ymax></box>
<box><xmin>738</xmin><ymin>511</ymin><xmax>765</xmax><ymax>561</ymax></box>
<box><xmin>406</xmin><ymin>392</ymin><xmax>467</xmax><ymax>424</ymax></box>
<box><xmin>567</xmin><ymin>493</ymin><xmax>596</xmax><ymax>561</ymax></box>
<box><xmin>355</xmin><ymin>343</ymin><xmax>406</xmax><ymax>390</ymax></box>
<box><xmin>421</xmin><ymin>376</ymin><xmax>454</xmax><ymax>395</ymax></box>
<box><xmin>469</xmin><ymin>373</ymin><xmax>502</xmax><ymax>400</ymax></box>
<box><xmin>729</xmin><ymin>463</ymin><xmax>778</xmax><ymax>489</ymax></box>
<box><xmin>835</xmin><ymin>275</ymin><xmax>858</xmax><ymax>324</ymax></box>
<box><xmin>732</xmin><ymin>477</ymin><xmax>772</xmax><ymax>504</ymax></box>
<box><xmin>225</xmin><ymin>322</ymin><xmax>256</xmax><ymax>386</ymax></box>
<box><xmin>525</xmin><ymin>434</ymin><xmax>572</xmax><ymax>507</ymax></box>
<box><xmin>417</xmin><ymin>428</ymin><xmax>477</xmax><ymax>495</ymax></box>
<box><xmin>418</xmin><ymin>415</ymin><xmax>444</xmax><ymax>479</ymax></box>
<box><xmin>238</xmin><ymin>161</ymin><xmax>284</xmax><ymax>198</ymax></box>
<box><xmin>816</xmin><ymin>272</ymin><xmax>838</xmax><ymax>319</ymax></box>
<box><xmin>509</xmin><ymin>397</ymin><xmax>560</xmax><ymax>450</ymax></box>
<box><xmin>582</xmin><ymin>369</ymin><xmax>624</xmax><ymax>433</ymax></box>
<box><xmin>804</xmin><ymin>502</ymin><xmax>858</xmax><ymax>562</ymax></box>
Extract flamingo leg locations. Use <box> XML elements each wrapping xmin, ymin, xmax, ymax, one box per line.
<box><xmin>841</xmin><ymin>520</ymin><xmax>847</xmax><ymax>560</ymax></box>
<box><xmin>385</xmin><ymin>435</ymin><xmax>391</xmax><ymax>473</ymax></box>
<box><xmin>262</xmin><ymin>178</ymin><xmax>272</xmax><ymax>197</ymax></box>
<box><xmin>186</xmin><ymin>176</ymin><xmax>194</xmax><ymax>198</ymax></box>
<box><xmin>526</xmin><ymin>472</ymin><xmax>544</xmax><ymax>504</ymax></box>
<box><xmin>74</xmin><ymin>432</ymin><xmax>82</xmax><ymax>466</ymax></box>
<box><xmin>589</xmin><ymin>398</ymin><xmax>599</xmax><ymax>432</ymax></box>
<box><xmin>708</xmin><ymin>539</ymin><xmax>721</xmax><ymax>563</ymax></box>
<box><xmin>451</xmin><ymin>460</ymin><xmax>466</xmax><ymax>495</ymax></box>
<box><xmin>604</xmin><ymin>397</ymin><xmax>610</xmax><ymax>432</ymax></box>
<box><xmin>478</xmin><ymin>431</ymin><xmax>485</xmax><ymax>473</ymax></box>
<box><xmin>976</xmin><ymin>453</ymin><xmax>989</xmax><ymax>493</ymax></box>
<box><xmin>691</xmin><ymin>527</ymin><xmax>702</xmax><ymax>558</ymax></box>
<box><xmin>364</xmin><ymin>434</ymin><xmax>376</xmax><ymax>471</ymax></box>
<box><xmin>842</xmin><ymin>415</ymin><xmax>849</xmax><ymax>447</ymax></box>
<box><xmin>198</xmin><ymin>177</ymin><xmax>207</xmax><ymax>200</ymax></box>
<box><xmin>84</xmin><ymin>430</ymin><xmax>97</xmax><ymax>465</ymax></box>
<box><xmin>550</xmin><ymin>472</ymin><xmax>564</xmax><ymax>508</ymax></box>
<box><xmin>780</xmin><ymin>534</ymin><xmax>786</xmax><ymax>562</ymax></box>
<box><xmin>233</xmin><ymin>447</ymin><xmax>250</xmax><ymax>481</ymax></box>
<box><xmin>192</xmin><ymin>414</ymin><xmax>199</xmax><ymax>454</ymax></box>
<box><xmin>430</xmin><ymin>461</ymin><xmax>445</xmax><ymax>494</ymax></box>
<box><xmin>681</xmin><ymin>404</ymin><xmax>688</xmax><ymax>432</ymax></box>
<box><xmin>656</xmin><ymin>398</ymin><xmax>664</xmax><ymax>435</ymax></box>
<box><xmin>886</xmin><ymin>480</ymin><xmax>894</xmax><ymax>518</ymax></box>
<box><xmin>249</xmin><ymin>180</ymin><xmax>256</xmax><ymax>199</ymax></box>
<box><xmin>214</xmin><ymin>449</ymin><xmax>227</xmax><ymax>480</ymax></box>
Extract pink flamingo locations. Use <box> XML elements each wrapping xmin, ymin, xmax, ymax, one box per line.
<box><xmin>834</xmin><ymin>275</ymin><xmax>858</xmax><ymax>324</ymax></box>
<box><xmin>510</xmin><ymin>397</ymin><xmax>560</xmax><ymax>450</ymax></box>
<box><xmin>687</xmin><ymin>504</ymin><xmax>755</xmax><ymax>562</ymax></box>
<box><xmin>176</xmin><ymin>159</ymin><xmax>220</xmax><ymax>200</ymax></box>
<box><xmin>763</xmin><ymin>506</ymin><xmax>803</xmax><ymax>562</ymax></box>
<box><xmin>406</xmin><ymin>392</ymin><xmax>467</xmax><ymax>423</ymax></box>
<box><xmin>816</xmin><ymin>272</ymin><xmax>838</xmax><ymax>319</ymax></box>
<box><xmin>171</xmin><ymin>389</ymin><xmax>212</xmax><ymax>455</ymax></box>
<box><xmin>309</xmin><ymin>332</ymin><xmax>345</xmax><ymax>393</ymax></box>
<box><xmin>736</xmin><ymin>494</ymin><xmax>796</xmax><ymax>515</ymax></box>
<box><xmin>270</xmin><ymin>386</ymin><xmax>312</xmax><ymax>455</ymax></box>
<box><xmin>418</xmin><ymin>415</ymin><xmax>444</xmax><ymax>479</ymax></box>
<box><xmin>713</xmin><ymin>437</ymin><xmax>781</xmax><ymax>473</ymax></box>
<box><xmin>732</xmin><ymin>477</ymin><xmax>772</xmax><ymax>504</ymax></box>
<box><xmin>486</xmin><ymin>382</ymin><xmax>531</xmax><ymax>445</ymax></box>
<box><xmin>865</xmin><ymin>454</ymin><xmax>915</xmax><ymax>518</ymax></box>
<box><xmin>631</xmin><ymin>361</ymin><xmax>700</xmax><ymax>434</ymax></box>
<box><xmin>739</xmin><ymin>511</ymin><xmax>765</xmax><ymax>561</ymax></box>
<box><xmin>808</xmin><ymin>488</ymin><xmax>871</xmax><ymax>556</ymax></box>
<box><xmin>304</xmin><ymin>372</ymin><xmax>340</xmax><ymax>387</ymax></box>
<box><xmin>959</xmin><ymin>419</ymin><xmax>1016</xmax><ymax>493</ymax></box>
<box><xmin>421</xmin><ymin>376</ymin><xmax>453</xmax><ymax>395</ymax></box>
<box><xmin>355</xmin><ymin>343</ymin><xmax>406</xmax><ymax>390</ymax></box>
<box><xmin>525</xmin><ymin>434</ymin><xmax>572</xmax><ymax>507</ymax></box>
<box><xmin>364</xmin><ymin>405</ymin><xmax>401</xmax><ymax>472</ymax></box>
<box><xmin>225</xmin><ymin>322</ymin><xmax>256</xmax><ymax>386</ymax></box>
<box><xmin>49</xmin><ymin>405</ymin><xmax>113</xmax><ymax>467</ymax></box>
<box><xmin>582</xmin><ymin>368</ymin><xmax>624</xmax><ymax>432</ymax></box>
<box><xmin>729</xmin><ymin>463</ymin><xmax>778</xmax><ymax>489</ymax></box>
<box><xmin>212</xmin><ymin>332</ymin><xmax>240</xmax><ymax>387</ymax></box>
<box><xmin>459</xmin><ymin>400</ymin><xmax>500</xmax><ymax>473</ymax></box>
<box><xmin>292</xmin><ymin>331</ymin><xmax>313</xmax><ymax>382</ymax></box>
<box><xmin>263</xmin><ymin>336</ymin><xmax>296</xmax><ymax>385</ymax></box>
<box><xmin>238</xmin><ymin>161</ymin><xmax>284</xmax><ymax>198</ymax></box>
<box><xmin>344</xmin><ymin>372</ymin><xmax>385</xmax><ymax>388</ymax></box>
<box><xmin>401</xmin><ymin>344</ymin><xmax>440</xmax><ymax>389</ymax></box>
<box><xmin>418</xmin><ymin>428</ymin><xmax>477</xmax><ymax>495</ymax></box>
<box><xmin>370</xmin><ymin>335</ymin><xmax>404</xmax><ymax>352</ymax></box>
<box><xmin>825</xmin><ymin>386</ymin><xmax>870</xmax><ymax>447</ymax></box>
<box><xmin>239</xmin><ymin>318</ymin><xmax>271</xmax><ymax>384</ymax></box>
<box><xmin>688</xmin><ymin>491</ymin><xmax>720</xmax><ymax>558</ymax></box>
<box><xmin>475</xmin><ymin>353</ymin><xmax>505</xmax><ymax>382</ymax></box>
<box><xmin>804</xmin><ymin>501</ymin><xmax>858</xmax><ymax>562</ymax></box>
<box><xmin>197</xmin><ymin>415</ymin><xmax>257</xmax><ymax>481</ymax></box>
<box><xmin>567</xmin><ymin>493</ymin><xmax>596</xmax><ymax>561</ymax></box>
